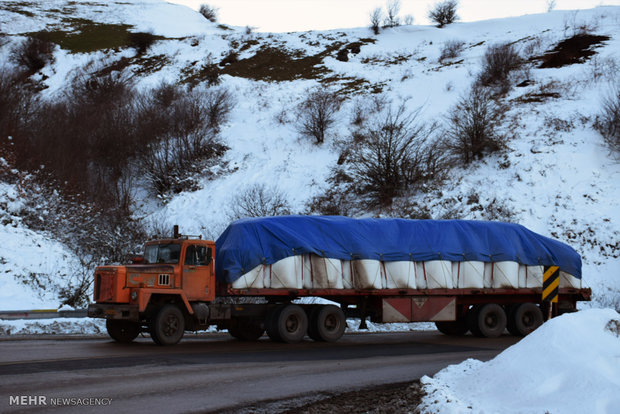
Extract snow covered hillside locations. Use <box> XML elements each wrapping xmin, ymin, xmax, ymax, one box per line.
<box><xmin>0</xmin><ymin>0</ymin><xmax>619</xmax><ymax>310</ymax></box>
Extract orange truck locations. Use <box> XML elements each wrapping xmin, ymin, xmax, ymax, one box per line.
<box><xmin>87</xmin><ymin>217</ymin><xmax>591</xmax><ymax>345</ymax></box>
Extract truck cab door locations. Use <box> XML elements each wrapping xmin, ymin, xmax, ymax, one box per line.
<box><xmin>182</xmin><ymin>244</ymin><xmax>215</xmax><ymax>301</ymax></box>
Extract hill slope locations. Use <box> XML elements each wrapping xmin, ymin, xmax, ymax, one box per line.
<box><xmin>0</xmin><ymin>0</ymin><xmax>618</xmax><ymax>309</ymax></box>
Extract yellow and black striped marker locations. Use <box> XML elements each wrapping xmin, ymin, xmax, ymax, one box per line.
<box><xmin>542</xmin><ymin>266</ymin><xmax>560</xmax><ymax>303</ymax></box>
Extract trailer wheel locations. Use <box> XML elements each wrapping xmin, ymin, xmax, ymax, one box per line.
<box><xmin>435</xmin><ymin>318</ymin><xmax>468</xmax><ymax>336</ymax></box>
<box><xmin>507</xmin><ymin>303</ymin><xmax>543</xmax><ymax>336</ymax></box>
<box><xmin>469</xmin><ymin>304</ymin><xmax>507</xmax><ymax>338</ymax></box>
<box><xmin>106</xmin><ymin>320</ymin><xmax>140</xmax><ymax>343</ymax></box>
<box><xmin>308</xmin><ymin>305</ymin><xmax>346</xmax><ymax>342</ymax></box>
<box><xmin>228</xmin><ymin>318</ymin><xmax>264</xmax><ymax>341</ymax></box>
<box><xmin>150</xmin><ymin>305</ymin><xmax>185</xmax><ymax>346</ymax></box>
<box><xmin>266</xmin><ymin>304</ymin><xmax>307</xmax><ymax>343</ymax></box>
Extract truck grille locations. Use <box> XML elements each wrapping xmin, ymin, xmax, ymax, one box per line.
<box><xmin>95</xmin><ymin>272</ymin><xmax>116</xmax><ymax>302</ymax></box>
<box><xmin>158</xmin><ymin>274</ymin><xmax>170</xmax><ymax>286</ymax></box>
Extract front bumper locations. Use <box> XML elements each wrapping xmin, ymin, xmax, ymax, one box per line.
<box><xmin>88</xmin><ymin>303</ymin><xmax>139</xmax><ymax>321</ymax></box>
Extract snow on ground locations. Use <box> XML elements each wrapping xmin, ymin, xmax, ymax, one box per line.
<box><xmin>418</xmin><ymin>308</ymin><xmax>620</xmax><ymax>414</ymax></box>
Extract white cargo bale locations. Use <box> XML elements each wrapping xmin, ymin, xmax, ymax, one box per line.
<box><xmin>311</xmin><ymin>256</ymin><xmax>344</xmax><ymax>289</ymax></box>
<box><xmin>232</xmin><ymin>264</ymin><xmax>265</xmax><ymax>289</ymax></box>
<box><xmin>518</xmin><ymin>265</ymin><xmax>543</xmax><ymax>288</ymax></box>
<box><xmin>423</xmin><ymin>260</ymin><xmax>453</xmax><ymax>289</ymax></box>
<box><xmin>492</xmin><ymin>261</ymin><xmax>519</xmax><ymax>288</ymax></box>
<box><xmin>267</xmin><ymin>256</ymin><xmax>303</xmax><ymax>289</ymax></box>
<box><xmin>302</xmin><ymin>254</ymin><xmax>313</xmax><ymax>289</ymax></box>
<box><xmin>341</xmin><ymin>260</ymin><xmax>355</xmax><ymax>289</ymax></box>
<box><xmin>560</xmin><ymin>271</ymin><xmax>581</xmax><ymax>288</ymax></box>
<box><xmin>483</xmin><ymin>262</ymin><xmax>493</xmax><ymax>288</ymax></box>
<box><xmin>384</xmin><ymin>261</ymin><xmax>416</xmax><ymax>289</ymax></box>
<box><xmin>455</xmin><ymin>261</ymin><xmax>485</xmax><ymax>289</ymax></box>
<box><xmin>414</xmin><ymin>262</ymin><xmax>427</xmax><ymax>289</ymax></box>
<box><xmin>354</xmin><ymin>260</ymin><xmax>384</xmax><ymax>289</ymax></box>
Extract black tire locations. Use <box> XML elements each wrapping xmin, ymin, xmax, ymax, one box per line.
<box><xmin>228</xmin><ymin>318</ymin><xmax>265</xmax><ymax>341</ymax></box>
<box><xmin>435</xmin><ymin>317</ymin><xmax>469</xmax><ymax>336</ymax></box>
<box><xmin>150</xmin><ymin>305</ymin><xmax>185</xmax><ymax>346</ymax></box>
<box><xmin>265</xmin><ymin>305</ymin><xmax>284</xmax><ymax>342</ymax></box>
<box><xmin>471</xmin><ymin>304</ymin><xmax>507</xmax><ymax>338</ymax></box>
<box><xmin>306</xmin><ymin>305</ymin><xmax>322</xmax><ymax>341</ymax></box>
<box><xmin>106</xmin><ymin>319</ymin><xmax>140</xmax><ymax>343</ymax></box>
<box><xmin>507</xmin><ymin>303</ymin><xmax>543</xmax><ymax>336</ymax></box>
<box><xmin>309</xmin><ymin>305</ymin><xmax>346</xmax><ymax>342</ymax></box>
<box><xmin>466</xmin><ymin>305</ymin><xmax>483</xmax><ymax>337</ymax></box>
<box><xmin>267</xmin><ymin>304</ymin><xmax>308</xmax><ymax>343</ymax></box>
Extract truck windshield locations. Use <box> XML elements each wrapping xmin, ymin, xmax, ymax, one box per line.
<box><xmin>144</xmin><ymin>243</ymin><xmax>181</xmax><ymax>264</ymax></box>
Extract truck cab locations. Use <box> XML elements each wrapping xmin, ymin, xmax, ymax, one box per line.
<box><xmin>88</xmin><ymin>229</ymin><xmax>215</xmax><ymax>345</ymax></box>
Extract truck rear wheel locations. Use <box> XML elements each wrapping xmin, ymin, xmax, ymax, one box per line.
<box><xmin>468</xmin><ymin>304</ymin><xmax>507</xmax><ymax>338</ymax></box>
<box><xmin>308</xmin><ymin>305</ymin><xmax>346</xmax><ymax>342</ymax></box>
<box><xmin>228</xmin><ymin>318</ymin><xmax>265</xmax><ymax>341</ymax></box>
<box><xmin>266</xmin><ymin>304</ymin><xmax>307</xmax><ymax>343</ymax></box>
<box><xmin>106</xmin><ymin>319</ymin><xmax>140</xmax><ymax>343</ymax></box>
<box><xmin>507</xmin><ymin>303</ymin><xmax>543</xmax><ymax>336</ymax></box>
<box><xmin>150</xmin><ymin>305</ymin><xmax>185</xmax><ymax>346</ymax></box>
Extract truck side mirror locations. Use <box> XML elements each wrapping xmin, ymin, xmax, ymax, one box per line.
<box><xmin>206</xmin><ymin>247</ymin><xmax>212</xmax><ymax>265</ymax></box>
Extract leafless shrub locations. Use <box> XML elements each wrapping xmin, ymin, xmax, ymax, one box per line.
<box><xmin>384</xmin><ymin>0</ymin><xmax>401</xmax><ymax>28</ymax></box>
<box><xmin>10</xmin><ymin>36</ymin><xmax>55</xmax><ymax>74</ymax></box>
<box><xmin>442</xmin><ymin>85</ymin><xmax>505</xmax><ymax>164</ymax></box>
<box><xmin>127</xmin><ymin>32</ymin><xmax>157</xmax><ymax>55</ymax></box>
<box><xmin>428</xmin><ymin>0</ymin><xmax>459</xmax><ymax>28</ymax></box>
<box><xmin>199</xmin><ymin>4</ymin><xmax>218</xmax><ymax>22</ymax></box>
<box><xmin>203</xmin><ymin>87</ymin><xmax>235</xmax><ymax>130</ymax></box>
<box><xmin>477</xmin><ymin>42</ymin><xmax>522</xmax><ymax>90</ymax></box>
<box><xmin>0</xmin><ymin>67</ymin><xmax>34</xmax><ymax>140</ymax></box>
<box><xmin>297</xmin><ymin>88</ymin><xmax>342</xmax><ymax>144</ymax></box>
<box><xmin>370</xmin><ymin>7</ymin><xmax>383</xmax><ymax>35</ymax></box>
<box><xmin>229</xmin><ymin>184</ymin><xmax>291</xmax><ymax>220</ymax></box>
<box><xmin>348</xmin><ymin>104</ymin><xmax>439</xmax><ymax>206</ymax></box>
<box><xmin>439</xmin><ymin>39</ymin><xmax>464</xmax><ymax>62</ymax></box>
<box><xmin>546</xmin><ymin>0</ymin><xmax>556</xmax><ymax>12</ymax></box>
<box><xmin>404</xmin><ymin>14</ymin><xmax>414</xmax><ymax>25</ymax></box>
<box><xmin>595</xmin><ymin>86</ymin><xmax>620</xmax><ymax>152</ymax></box>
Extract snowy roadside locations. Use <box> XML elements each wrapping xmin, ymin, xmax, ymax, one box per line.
<box><xmin>0</xmin><ymin>316</ymin><xmax>434</xmax><ymax>337</ymax></box>
<box><xmin>418</xmin><ymin>308</ymin><xmax>620</xmax><ymax>414</ymax></box>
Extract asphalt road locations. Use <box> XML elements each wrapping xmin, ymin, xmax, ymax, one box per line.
<box><xmin>0</xmin><ymin>331</ymin><xmax>520</xmax><ymax>413</ymax></box>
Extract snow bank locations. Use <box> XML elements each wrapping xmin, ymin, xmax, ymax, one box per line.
<box><xmin>0</xmin><ymin>318</ymin><xmax>106</xmax><ymax>336</ymax></box>
<box><xmin>418</xmin><ymin>308</ymin><xmax>620</xmax><ymax>414</ymax></box>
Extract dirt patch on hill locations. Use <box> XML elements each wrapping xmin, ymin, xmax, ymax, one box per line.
<box><xmin>537</xmin><ymin>33</ymin><xmax>610</xmax><ymax>68</ymax></box>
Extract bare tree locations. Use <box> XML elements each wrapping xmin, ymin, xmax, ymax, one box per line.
<box><xmin>596</xmin><ymin>86</ymin><xmax>620</xmax><ymax>152</ymax></box>
<box><xmin>404</xmin><ymin>14</ymin><xmax>414</xmax><ymax>25</ymax></box>
<box><xmin>477</xmin><ymin>42</ymin><xmax>522</xmax><ymax>89</ymax></box>
<box><xmin>297</xmin><ymin>88</ymin><xmax>342</xmax><ymax>144</ymax></box>
<box><xmin>370</xmin><ymin>7</ymin><xmax>383</xmax><ymax>34</ymax></box>
<box><xmin>428</xmin><ymin>0</ymin><xmax>459</xmax><ymax>28</ymax></box>
<box><xmin>442</xmin><ymin>85</ymin><xmax>504</xmax><ymax>164</ymax></box>
<box><xmin>385</xmin><ymin>0</ymin><xmax>401</xmax><ymax>27</ymax></box>
<box><xmin>10</xmin><ymin>36</ymin><xmax>55</xmax><ymax>74</ymax></box>
<box><xmin>229</xmin><ymin>184</ymin><xmax>291</xmax><ymax>220</ymax></box>
<box><xmin>349</xmin><ymin>104</ymin><xmax>438</xmax><ymax>206</ymax></box>
<box><xmin>199</xmin><ymin>4</ymin><xmax>218</xmax><ymax>22</ymax></box>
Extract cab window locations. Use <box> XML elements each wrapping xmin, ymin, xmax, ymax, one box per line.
<box><xmin>184</xmin><ymin>245</ymin><xmax>211</xmax><ymax>266</ymax></box>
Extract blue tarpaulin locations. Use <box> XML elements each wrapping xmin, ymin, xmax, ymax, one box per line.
<box><xmin>215</xmin><ymin>216</ymin><xmax>582</xmax><ymax>284</ymax></box>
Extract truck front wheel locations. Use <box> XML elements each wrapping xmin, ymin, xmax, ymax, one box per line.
<box><xmin>106</xmin><ymin>319</ymin><xmax>140</xmax><ymax>343</ymax></box>
<box><xmin>150</xmin><ymin>305</ymin><xmax>185</xmax><ymax>346</ymax></box>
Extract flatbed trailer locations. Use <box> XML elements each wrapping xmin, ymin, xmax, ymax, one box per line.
<box><xmin>88</xmin><ymin>217</ymin><xmax>590</xmax><ymax>345</ymax></box>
